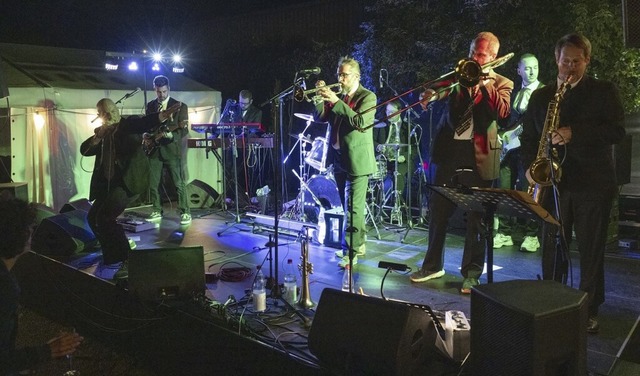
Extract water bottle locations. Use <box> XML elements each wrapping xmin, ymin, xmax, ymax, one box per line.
<box><xmin>283</xmin><ymin>259</ymin><xmax>298</xmax><ymax>305</ymax></box>
<box><xmin>342</xmin><ymin>264</ymin><xmax>354</xmax><ymax>293</ymax></box>
<box><xmin>252</xmin><ymin>265</ymin><xmax>267</xmax><ymax>312</ymax></box>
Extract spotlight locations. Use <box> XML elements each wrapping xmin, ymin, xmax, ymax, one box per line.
<box><xmin>152</xmin><ymin>52</ymin><xmax>163</xmax><ymax>62</ymax></box>
<box><xmin>128</xmin><ymin>60</ymin><xmax>139</xmax><ymax>71</ymax></box>
<box><xmin>172</xmin><ymin>63</ymin><xmax>185</xmax><ymax>73</ymax></box>
<box><xmin>151</xmin><ymin>62</ymin><xmax>161</xmax><ymax>72</ymax></box>
<box><xmin>104</xmin><ymin>58</ymin><xmax>119</xmax><ymax>71</ymax></box>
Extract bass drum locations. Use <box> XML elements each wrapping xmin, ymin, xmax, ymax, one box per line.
<box><xmin>303</xmin><ymin>175</ymin><xmax>342</xmax><ymax>223</ymax></box>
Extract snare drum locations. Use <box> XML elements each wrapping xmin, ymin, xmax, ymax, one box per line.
<box><xmin>305</xmin><ymin>137</ymin><xmax>328</xmax><ymax>172</ymax></box>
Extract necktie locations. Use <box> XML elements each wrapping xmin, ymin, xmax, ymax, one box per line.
<box><xmin>157</xmin><ymin>100</ymin><xmax>163</xmax><ymax>112</ymax></box>
<box><xmin>331</xmin><ymin>94</ymin><xmax>350</xmax><ymax>149</ymax></box>
<box><xmin>455</xmin><ymin>89</ymin><xmax>475</xmax><ymax>137</ymax></box>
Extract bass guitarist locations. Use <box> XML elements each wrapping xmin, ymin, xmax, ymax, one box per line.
<box><xmin>145</xmin><ymin>75</ymin><xmax>191</xmax><ymax>225</ymax></box>
<box><xmin>494</xmin><ymin>53</ymin><xmax>544</xmax><ymax>252</ymax></box>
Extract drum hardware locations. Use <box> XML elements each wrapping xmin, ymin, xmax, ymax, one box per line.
<box><xmin>289</xmin><ymin>133</ymin><xmax>314</xmax><ymax>144</ymax></box>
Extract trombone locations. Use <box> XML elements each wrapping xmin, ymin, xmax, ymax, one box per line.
<box><xmin>354</xmin><ymin>53</ymin><xmax>514</xmax><ymax>132</ymax></box>
<box><xmin>294</xmin><ymin>82</ymin><xmax>342</xmax><ymax>103</ymax></box>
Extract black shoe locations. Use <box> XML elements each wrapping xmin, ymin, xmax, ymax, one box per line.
<box><xmin>587</xmin><ymin>316</ymin><xmax>600</xmax><ymax>334</ymax></box>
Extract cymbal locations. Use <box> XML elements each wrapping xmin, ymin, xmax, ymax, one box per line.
<box><xmin>373</xmin><ymin>121</ymin><xmax>387</xmax><ymax>128</ymax></box>
<box><xmin>290</xmin><ymin>133</ymin><xmax>313</xmax><ymax>143</ymax></box>
<box><xmin>380</xmin><ymin>143</ymin><xmax>409</xmax><ymax>148</ymax></box>
<box><xmin>294</xmin><ymin>113</ymin><xmax>315</xmax><ymax>122</ymax></box>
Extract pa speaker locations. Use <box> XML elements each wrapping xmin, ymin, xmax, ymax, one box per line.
<box><xmin>623</xmin><ymin>0</ymin><xmax>640</xmax><ymax>48</ymax></box>
<box><xmin>470</xmin><ymin>280</ymin><xmax>588</xmax><ymax>376</ymax></box>
<box><xmin>60</xmin><ymin>198</ymin><xmax>92</xmax><ymax>213</ymax></box>
<box><xmin>32</xmin><ymin>209</ymin><xmax>97</xmax><ymax>257</ymax></box>
<box><xmin>186</xmin><ymin>179</ymin><xmax>219</xmax><ymax>209</ymax></box>
<box><xmin>128</xmin><ymin>246</ymin><xmax>205</xmax><ymax>302</ymax></box>
<box><xmin>308</xmin><ymin>288</ymin><xmax>437</xmax><ymax>376</ymax></box>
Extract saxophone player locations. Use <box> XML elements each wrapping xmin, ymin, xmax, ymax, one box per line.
<box><xmin>520</xmin><ymin>33</ymin><xmax>626</xmax><ymax>334</ymax></box>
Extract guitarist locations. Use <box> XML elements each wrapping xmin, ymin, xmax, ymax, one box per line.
<box><xmin>145</xmin><ymin>75</ymin><xmax>191</xmax><ymax>225</ymax></box>
<box><xmin>494</xmin><ymin>53</ymin><xmax>544</xmax><ymax>252</ymax></box>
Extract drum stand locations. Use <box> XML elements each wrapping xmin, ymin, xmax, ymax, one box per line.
<box><xmin>365</xmin><ymin>178</ymin><xmax>382</xmax><ymax>239</ymax></box>
<box><xmin>381</xmin><ymin>144</ymin><xmax>406</xmax><ymax>227</ymax></box>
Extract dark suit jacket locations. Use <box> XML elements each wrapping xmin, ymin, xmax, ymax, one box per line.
<box><xmin>521</xmin><ymin>75</ymin><xmax>625</xmax><ymax>192</ymax></box>
<box><xmin>145</xmin><ymin>97</ymin><xmax>189</xmax><ymax>160</ymax></box>
<box><xmin>315</xmin><ymin>84</ymin><xmax>377</xmax><ymax>176</ymax></box>
<box><xmin>80</xmin><ymin>115</ymin><xmax>160</xmax><ymax>200</ymax></box>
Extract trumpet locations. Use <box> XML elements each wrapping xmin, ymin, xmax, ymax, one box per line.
<box><xmin>294</xmin><ymin>82</ymin><xmax>342</xmax><ymax>102</ymax></box>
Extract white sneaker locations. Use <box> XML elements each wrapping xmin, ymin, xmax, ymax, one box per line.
<box><xmin>493</xmin><ymin>233</ymin><xmax>513</xmax><ymax>248</ymax></box>
<box><xmin>520</xmin><ymin>236</ymin><xmax>540</xmax><ymax>252</ymax></box>
<box><xmin>180</xmin><ymin>213</ymin><xmax>192</xmax><ymax>225</ymax></box>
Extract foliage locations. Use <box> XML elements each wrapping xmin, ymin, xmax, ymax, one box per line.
<box><xmin>354</xmin><ymin>0</ymin><xmax>640</xmax><ymax>114</ymax></box>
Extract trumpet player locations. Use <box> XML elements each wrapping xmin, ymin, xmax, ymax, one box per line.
<box><xmin>520</xmin><ymin>33</ymin><xmax>625</xmax><ymax>334</ymax></box>
<box><xmin>314</xmin><ymin>56</ymin><xmax>377</xmax><ymax>269</ymax></box>
<box><xmin>410</xmin><ymin>32</ymin><xmax>513</xmax><ymax>294</ymax></box>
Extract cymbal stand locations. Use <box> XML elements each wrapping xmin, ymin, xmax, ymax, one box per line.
<box><xmin>380</xmin><ymin>121</ymin><xmax>404</xmax><ymax>227</ymax></box>
<box><xmin>365</xmin><ymin>184</ymin><xmax>381</xmax><ymax>239</ymax></box>
<box><xmin>282</xmin><ymin>124</ymin><xmax>313</xmax><ymax>222</ymax></box>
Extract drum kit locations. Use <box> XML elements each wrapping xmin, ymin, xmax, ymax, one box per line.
<box><xmin>283</xmin><ymin>113</ymin><xmax>342</xmax><ymax>225</ymax></box>
<box><xmin>284</xmin><ymin>112</ymin><xmax>414</xmax><ymax>236</ymax></box>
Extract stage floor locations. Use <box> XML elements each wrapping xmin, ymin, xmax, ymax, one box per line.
<box><xmin>14</xmin><ymin>203</ymin><xmax>640</xmax><ymax>375</ymax></box>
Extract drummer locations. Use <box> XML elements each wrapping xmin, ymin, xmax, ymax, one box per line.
<box><xmin>373</xmin><ymin>100</ymin><xmax>409</xmax><ymax>190</ymax></box>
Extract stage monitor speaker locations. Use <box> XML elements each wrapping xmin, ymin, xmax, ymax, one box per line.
<box><xmin>470</xmin><ymin>280</ymin><xmax>588</xmax><ymax>376</ymax></box>
<box><xmin>31</xmin><ymin>209</ymin><xmax>97</xmax><ymax>257</ymax></box>
<box><xmin>60</xmin><ymin>198</ymin><xmax>92</xmax><ymax>213</ymax></box>
<box><xmin>308</xmin><ymin>288</ymin><xmax>437</xmax><ymax>376</ymax></box>
<box><xmin>186</xmin><ymin>179</ymin><xmax>219</xmax><ymax>209</ymax></box>
<box><xmin>128</xmin><ymin>246</ymin><xmax>205</xmax><ymax>302</ymax></box>
<box><xmin>34</xmin><ymin>203</ymin><xmax>56</xmax><ymax>225</ymax></box>
<box><xmin>623</xmin><ymin>0</ymin><xmax>640</xmax><ymax>48</ymax></box>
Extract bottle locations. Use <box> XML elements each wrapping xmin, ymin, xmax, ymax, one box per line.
<box><xmin>283</xmin><ymin>259</ymin><xmax>298</xmax><ymax>305</ymax></box>
<box><xmin>316</xmin><ymin>206</ymin><xmax>326</xmax><ymax>244</ymax></box>
<box><xmin>342</xmin><ymin>264</ymin><xmax>354</xmax><ymax>293</ymax></box>
<box><xmin>252</xmin><ymin>265</ymin><xmax>267</xmax><ymax>312</ymax></box>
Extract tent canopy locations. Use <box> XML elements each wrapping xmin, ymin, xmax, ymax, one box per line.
<box><xmin>0</xmin><ymin>43</ymin><xmax>222</xmax><ymax>210</ymax></box>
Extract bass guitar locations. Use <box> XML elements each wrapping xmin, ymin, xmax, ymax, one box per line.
<box><xmin>142</xmin><ymin>120</ymin><xmax>188</xmax><ymax>156</ymax></box>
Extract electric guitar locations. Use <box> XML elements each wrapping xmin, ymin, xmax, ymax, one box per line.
<box><xmin>142</xmin><ymin>120</ymin><xmax>188</xmax><ymax>156</ymax></box>
<box><xmin>499</xmin><ymin>123</ymin><xmax>523</xmax><ymax>163</ymax></box>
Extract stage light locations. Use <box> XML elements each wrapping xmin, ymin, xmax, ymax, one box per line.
<box><xmin>33</xmin><ymin>112</ymin><xmax>45</xmax><ymax>130</ymax></box>
<box><xmin>128</xmin><ymin>61</ymin><xmax>139</xmax><ymax>71</ymax></box>
<box><xmin>104</xmin><ymin>59</ymin><xmax>119</xmax><ymax>71</ymax></box>
<box><xmin>172</xmin><ymin>54</ymin><xmax>182</xmax><ymax>63</ymax></box>
<box><xmin>152</xmin><ymin>52</ymin><xmax>163</xmax><ymax>62</ymax></box>
<box><xmin>151</xmin><ymin>62</ymin><xmax>161</xmax><ymax>72</ymax></box>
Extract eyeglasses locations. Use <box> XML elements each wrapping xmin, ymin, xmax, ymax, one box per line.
<box><xmin>337</xmin><ymin>72</ymin><xmax>353</xmax><ymax>78</ymax></box>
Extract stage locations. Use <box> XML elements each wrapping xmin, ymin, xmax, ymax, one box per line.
<box><xmin>13</xmin><ymin>204</ymin><xmax>640</xmax><ymax>375</ymax></box>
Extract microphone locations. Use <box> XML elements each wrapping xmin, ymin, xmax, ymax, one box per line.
<box><xmin>124</xmin><ymin>87</ymin><xmax>141</xmax><ymax>99</ymax></box>
<box><xmin>298</xmin><ymin>67</ymin><xmax>321</xmax><ymax>75</ymax></box>
<box><xmin>379</xmin><ymin>69</ymin><xmax>384</xmax><ymax>89</ymax></box>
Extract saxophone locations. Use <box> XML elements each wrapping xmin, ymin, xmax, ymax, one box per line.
<box><xmin>527</xmin><ymin>76</ymin><xmax>572</xmax><ymax>203</ymax></box>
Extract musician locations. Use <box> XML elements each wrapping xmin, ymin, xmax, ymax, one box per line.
<box><xmin>81</xmin><ymin>98</ymin><xmax>181</xmax><ymax>279</ymax></box>
<box><xmin>0</xmin><ymin>195</ymin><xmax>84</xmax><ymax>374</ymax></box>
<box><xmin>315</xmin><ymin>56</ymin><xmax>377</xmax><ymax>268</ymax></box>
<box><xmin>494</xmin><ymin>53</ymin><xmax>544</xmax><ymax>252</ymax></box>
<box><xmin>520</xmin><ymin>33</ymin><xmax>625</xmax><ymax>333</ymax></box>
<box><xmin>219</xmin><ymin>90</ymin><xmax>264</xmax><ymax>206</ymax></box>
<box><xmin>374</xmin><ymin>100</ymin><xmax>410</xmax><ymax>196</ymax></box>
<box><xmin>409</xmin><ymin>32</ymin><xmax>513</xmax><ymax>294</ymax></box>
<box><xmin>145</xmin><ymin>75</ymin><xmax>191</xmax><ymax>225</ymax></box>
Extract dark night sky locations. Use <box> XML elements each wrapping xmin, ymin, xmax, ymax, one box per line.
<box><xmin>1</xmin><ymin>1</ymin><xmax>310</xmax><ymax>51</ymax></box>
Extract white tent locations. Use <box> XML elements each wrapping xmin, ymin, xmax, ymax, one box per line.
<box><xmin>0</xmin><ymin>43</ymin><xmax>222</xmax><ymax>211</ymax></box>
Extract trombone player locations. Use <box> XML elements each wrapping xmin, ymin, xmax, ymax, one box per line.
<box><xmin>314</xmin><ymin>56</ymin><xmax>377</xmax><ymax>268</ymax></box>
<box><xmin>409</xmin><ymin>32</ymin><xmax>513</xmax><ymax>294</ymax></box>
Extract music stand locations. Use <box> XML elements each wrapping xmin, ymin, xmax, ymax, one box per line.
<box><xmin>428</xmin><ymin>185</ymin><xmax>558</xmax><ymax>283</ymax></box>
